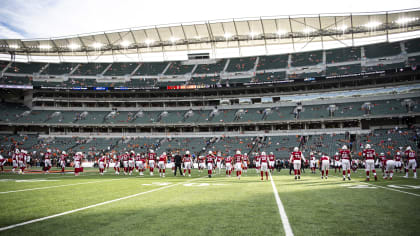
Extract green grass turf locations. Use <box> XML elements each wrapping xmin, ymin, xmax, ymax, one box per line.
<box><xmin>0</xmin><ymin>167</ymin><xmax>419</xmax><ymax>236</ymax></box>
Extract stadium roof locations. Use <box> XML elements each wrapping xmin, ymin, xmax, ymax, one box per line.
<box><xmin>1</xmin><ymin>8</ymin><xmax>420</xmax><ymax>62</ymax></box>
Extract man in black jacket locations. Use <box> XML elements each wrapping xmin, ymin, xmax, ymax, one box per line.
<box><xmin>174</xmin><ymin>151</ymin><xmax>183</xmax><ymax>176</ymax></box>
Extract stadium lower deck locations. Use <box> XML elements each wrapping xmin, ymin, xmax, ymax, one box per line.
<box><xmin>0</xmin><ymin>167</ymin><xmax>419</xmax><ymax>236</ymax></box>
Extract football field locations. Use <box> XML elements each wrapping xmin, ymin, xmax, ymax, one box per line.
<box><xmin>0</xmin><ymin>167</ymin><xmax>419</xmax><ymax>236</ymax></box>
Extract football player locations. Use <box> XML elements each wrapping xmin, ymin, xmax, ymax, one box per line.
<box><xmin>128</xmin><ymin>151</ymin><xmax>135</xmax><ymax>175</ymax></box>
<box><xmin>289</xmin><ymin>147</ymin><xmax>305</xmax><ymax>180</ymax></box>
<box><xmin>206</xmin><ymin>151</ymin><xmax>215</xmax><ymax>178</ymax></box>
<box><xmin>268</xmin><ymin>152</ymin><xmax>275</xmax><ymax>173</ymax></box>
<box><xmin>383</xmin><ymin>155</ymin><xmax>395</xmax><ymax>180</ymax></box>
<box><xmin>394</xmin><ymin>151</ymin><xmax>402</xmax><ymax>173</ymax></box>
<box><xmin>44</xmin><ymin>149</ymin><xmax>52</xmax><ymax>174</ymax></box>
<box><xmin>158</xmin><ymin>152</ymin><xmax>167</xmax><ymax>177</ymax></box>
<box><xmin>243</xmin><ymin>153</ymin><xmax>249</xmax><ymax>173</ymax></box>
<box><xmin>74</xmin><ymin>152</ymin><xmax>83</xmax><ymax>176</ymax></box>
<box><xmin>363</xmin><ymin>144</ymin><xmax>377</xmax><ymax>181</ymax></box>
<box><xmin>60</xmin><ymin>151</ymin><xmax>67</xmax><ymax>174</ymax></box>
<box><xmin>0</xmin><ymin>153</ymin><xmax>6</xmax><ymax>173</ymax></box>
<box><xmin>340</xmin><ymin>145</ymin><xmax>352</xmax><ymax>181</ymax></box>
<box><xmin>320</xmin><ymin>153</ymin><xmax>330</xmax><ymax>179</ymax></box>
<box><xmin>225</xmin><ymin>155</ymin><xmax>233</xmax><ymax>177</ymax></box>
<box><xmin>114</xmin><ymin>153</ymin><xmax>122</xmax><ymax>175</ymax></box>
<box><xmin>404</xmin><ymin>146</ymin><xmax>417</xmax><ymax>178</ymax></box>
<box><xmin>378</xmin><ymin>152</ymin><xmax>386</xmax><ymax>175</ymax></box>
<box><xmin>198</xmin><ymin>155</ymin><xmax>206</xmax><ymax>173</ymax></box>
<box><xmin>12</xmin><ymin>149</ymin><xmax>19</xmax><ymax>173</ymax></box>
<box><xmin>333</xmin><ymin>152</ymin><xmax>341</xmax><ymax>173</ymax></box>
<box><xmin>183</xmin><ymin>150</ymin><xmax>192</xmax><ymax>177</ymax></box>
<box><xmin>234</xmin><ymin>150</ymin><xmax>243</xmax><ymax>180</ymax></box>
<box><xmin>309</xmin><ymin>152</ymin><xmax>316</xmax><ymax>174</ymax></box>
<box><xmin>98</xmin><ymin>154</ymin><xmax>106</xmax><ymax>175</ymax></box>
<box><xmin>259</xmin><ymin>151</ymin><xmax>269</xmax><ymax>181</ymax></box>
<box><xmin>148</xmin><ymin>149</ymin><xmax>157</xmax><ymax>176</ymax></box>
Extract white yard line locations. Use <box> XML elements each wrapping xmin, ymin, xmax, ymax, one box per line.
<box><xmin>0</xmin><ymin>179</ymin><xmax>122</xmax><ymax>194</ymax></box>
<box><xmin>269</xmin><ymin>172</ymin><xmax>294</xmax><ymax>236</ymax></box>
<box><xmin>363</xmin><ymin>182</ymin><xmax>420</xmax><ymax>197</ymax></box>
<box><xmin>0</xmin><ymin>176</ymin><xmax>205</xmax><ymax>232</ymax></box>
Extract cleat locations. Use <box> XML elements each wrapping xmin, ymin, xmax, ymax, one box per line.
<box><xmin>321</xmin><ymin>176</ymin><xmax>323</xmax><ymax>179</ymax></box>
<box><xmin>374</xmin><ymin>176</ymin><xmax>377</xmax><ymax>181</ymax></box>
<box><xmin>298</xmin><ymin>176</ymin><xmax>300</xmax><ymax>180</ymax></box>
<box><xmin>348</xmin><ymin>177</ymin><xmax>351</xmax><ymax>181</ymax></box>
<box><xmin>326</xmin><ymin>176</ymin><xmax>328</xmax><ymax>179</ymax></box>
<box><xmin>343</xmin><ymin>177</ymin><xmax>346</xmax><ymax>181</ymax></box>
<box><xmin>295</xmin><ymin>176</ymin><xmax>297</xmax><ymax>180</ymax></box>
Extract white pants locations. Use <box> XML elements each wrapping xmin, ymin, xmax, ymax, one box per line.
<box><xmin>261</xmin><ymin>162</ymin><xmax>268</xmax><ymax>172</ymax></box>
<box><xmin>341</xmin><ymin>159</ymin><xmax>350</xmax><ymax>171</ymax></box>
<box><xmin>243</xmin><ymin>162</ymin><xmax>247</xmax><ymax>168</ymax></box>
<box><xmin>135</xmin><ymin>161</ymin><xmax>141</xmax><ymax>168</ymax></box>
<box><xmin>207</xmin><ymin>163</ymin><xmax>213</xmax><ymax>170</ymax></box>
<box><xmin>149</xmin><ymin>160</ymin><xmax>155</xmax><ymax>168</ymax></box>
<box><xmin>60</xmin><ymin>161</ymin><xmax>66</xmax><ymax>167</ymax></box>
<box><xmin>114</xmin><ymin>161</ymin><xmax>120</xmax><ymax>168</ymax></box>
<box><xmin>74</xmin><ymin>161</ymin><xmax>81</xmax><ymax>169</ymax></box>
<box><xmin>225</xmin><ymin>163</ymin><xmax>232</xmax><ymax>171</ymax></box>
<box><xmin>158</xmin><ymin>161</ymin><xmax>165</xmax><ymax>169</ymax></box>
<box><xmin>18</xmin><ymin>161</ymin><xmax>25</xmax><ymax>168</ymax></box>
<box><xmin>138</xmin><ymin>161</ymin><xmax>145</xmax><ymax>169</ymax></box>
<box><xmin>217</xmin><ymin>162</ymin><xmax>222</xmax><ymax>168</ymax></box>
<box><xmin>184</xmin><ymin>161</ymin><xmax>191</xmax><ymax>170</ymax></box>
<box><xmin>365</xmin><ymin>159</ymin><xmax>375</xmax><ymax>172</ymax></box>
<box><xmin>45</xmin><ymin>159</ymin><xmax>52</xmax><ymax>167</ymax></box>
<box><xmin>321</xmin><ymin>161</ymin><xmax>329</xmax><ymax>171</ymax></box>
<box><xmin>199</xmin><ymin>163</ymin><xmax>206</xmax><ymax>169</ymax></box>
<box><xmin>99</xmin><ymin>162</ymin><xmax>105</xmax><ymax>169</ymax></box>
<box><xmin>123</xmin><ymin>161</ymin><xmax>128</xmax><ymax>168</ymax></box>
<box><xmin>255</xmin><ymin>162</ymin><xmax>260</xmax><ymax>168</ymax></box>
<box><xmin>0</xmin><ymin>160</ymin><xmax>5</xmax><ymax>166</ymax></box>
<box><xmin>335</xmin><ymin>161</ymin><xmax>341</xmax><ymax>167</ymax></box>
<box><xmin>395</xmin><ymin>161</ymin><xmax>402</xmax><ymax>168</ymax></box>
<box><xmin>235</xmin><ymin>163</ymin><xmax>242</xmax><ymax>171</ymax></box>
<box><xmin>128</xmin><ymin>160</ymin><xmax>135</xmax><ymax>168</ymax></box>
<box><xmin>12</xmin><ymin>160</ymin><xmax>18</xmax><ymax>168</ymax></box>
<box><xmin>386</xmin><ymin>160</ymin><xmax>395</xmax><ymax>172</ymax></box>
<box><xmin>407</xmin><ymin>159</ymin><xmax>417</xmax><ymax>170</ymax></box>
<box><xmin>310</xmin><ymin>161</ymin><xmax>316</xmax><ymax>168</ymax></box>
<box><xmin>293</xmin><ymin>160</ymin><xmax>301</xmax><ymax>170</ymax></box>
<box><xmin>269</xmin><ymin>161</ymin><xmax>275</xmax><ymax>168</ymax></box>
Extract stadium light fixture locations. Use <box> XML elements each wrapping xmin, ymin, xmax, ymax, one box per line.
<box><xmin>335</xmin><ymin>25</ymin><xmax>348</xmax><ymax>32</ymax></box>
<box><xmin>67</xmin><ymin>43</ymin><xmax>80</xmax><ymax>50</ymax></box>
<box><xmin>144</xmin><ymin>39</ymin><xmax>155</xmax><ymax>46</ymax></box>
<box><xmin>9</xmin><ymin>44</ymin><xmax>19</xmax><ymax>49</ymax></box>
<box><xmin>395</xmin><ymin>17</ymin><xmax>419</xmax><ymax>25</ymax></box>
<box><xmin>249</xmin><ymin>31</ymin><xmax>259</xmax><ymax>39</ymax></box>
<box><xmin>120</xmin><ymin>40</ymin><xmax>131</xmax><ymax>47</ymax></box>
<box><xmin>276</xmin><ymin>30</ymin><xmax>287</xmax><ymax>36</ymax></box>
<box><xmin>302</xmin><ymin>27</ymin><xmax>315</xmax><ymax>34</ymax></box>
<box><xmin>91</xmin><ymin>42</ymin><xmax>103</xmax><ymax>49</ymax></box>
<box><xmin>169</xmin><ymin>37</ymin><xmax>179</xmax><ymax>43</ymax></box>
<box><xmin>39</xmin><ymin>45</ymin><xmax>52</xmax><ymax>50</ymax></box>
<box><xmin>363</xmin><ymin>21</ymin><xmax>382</xmax><ymax>29</ymax></box>
<box><xmin>224</xmin><ymin>32</ymin><xmax>232</xmax><ymax>40</ymax></box>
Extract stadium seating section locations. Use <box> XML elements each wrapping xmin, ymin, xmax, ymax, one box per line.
<box><xmin>326</xmin><ymin>47</ymin><xmax>361</xmax><ymax>64</ymax></box>
<box><xmin>104</xmin><ymin>62</ymin><xmax>139</xmax><ymax>76</ymax></box>
<box><xmin>257</xmin><ymin>54</ymin><xmax>289</xmax><ymax>70</ymax></box>
<box><xmin>226</xmin><ymin>57</ymin><xmax>257</xmax><ymax>72</ymax></box>
<box><xmin>291</xmin><ymin>50</ymin><xmax>323</xmax><ymax>67</ymax></box>
<box><xmin>72</xmin><ymin>63</ymin><xmax>110</xmax><ymax>76</ymax></box>
<box><xmin>364</xmin><ymin>42</ymin><xmax>402</xmax><ymax>58</ymax></box>
<box><xmin>1</xmin><ymin>39</ymin><xmax>420</xmax><ymax>87</ymax></box>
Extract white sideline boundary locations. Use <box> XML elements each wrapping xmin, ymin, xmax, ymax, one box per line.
<box><xmin>0</xmin><ymin>177</ymin><xmax>205</xmax><ymax>232</ymax></box>
<box><xmin>269</xmin><ymin>173</ymin><xmax>294</xmax><ymax>236</ymax></box>
<box><xmin>0</xmin><ymin>179</ymin><xmax>122</xmax><ymax>194</ymax></box>
<box><xmin>364</xmin><ymin>182</ymin><xmax>420</xmax><ymax>197</ymax></box>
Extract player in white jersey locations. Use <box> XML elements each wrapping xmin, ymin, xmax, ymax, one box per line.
<box><xmin>128</xmin><ymin>151</ymin><xmax>135</xmax><ymax>175</ymax></box>
<box><xmin>289</xmin><ymin>147</ymin><xmax>306</xmax><ymax>180</ymax></box>
<box><xmin>44</xmin><ymin>149</ymin><xmax>53</xmax><ymax>174</ymax></box>
<box><xmin>404</xmin><ymin>146</ymin><xmax>417</xmax><ymax>178</ymax></box>
<box><xmin>383</xmin><ymin>157</ymin><xmax>395</xmax><ymax>180</ymax></box>
<box><xmin>98</xmin><ymin>155</ymin><xmax>106</xmax><ymax>175</ymax></box>
<box><xmin>74</xmin><ymin>152</ymin><xmax>83</xmax><ymax>176</ymax></box>
<box><xmin>340</xmin><ymin>145</ymin><xmax>352</xmax><ymax>181</ymax></box>
<box><xmin>309</xmin><ymin>152</ymin><xmax>316</xmax><ymax>174</ymax></box>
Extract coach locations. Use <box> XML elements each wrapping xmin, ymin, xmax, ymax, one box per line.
<box><xmin>174</xmin><ymin>151</ymin><xmax>183</xmax><ymax>176</ymax></box>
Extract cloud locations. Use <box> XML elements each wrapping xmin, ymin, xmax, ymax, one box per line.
<box><xmin>0</xmin><ymin>24</ymin><xmax>24</xmax><ymax>39</ymax></box>
<box><xmin>0</xmin><ymin>0</ymin><xmax>419</xmax><ymax>39</ymax></box>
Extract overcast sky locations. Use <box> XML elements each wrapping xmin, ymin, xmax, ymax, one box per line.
<box><xmin>0</xmin><ymin>0</ymin><xmax>419</xmax><ymax>39</ymax></box>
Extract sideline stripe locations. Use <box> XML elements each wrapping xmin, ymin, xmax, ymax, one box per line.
<box><xmin>269</xmin><ymin>173</ymin><xmax>294</xmax><ymax>236</ymax></box>
<box><xmin>0</xmin><ymin>179</ymin><xmax>122</xmax><ymax>194</ymax></box>
<box><xmin>0</xmin><ymin>176</ymin><xmax>205</xmax><ymax>232</ymax></box>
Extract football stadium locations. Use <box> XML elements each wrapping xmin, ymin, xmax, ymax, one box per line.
<box><xmin>0</xmin><ymin>2</ymin><xmax>420</xmax><ymax>235</ymax></box>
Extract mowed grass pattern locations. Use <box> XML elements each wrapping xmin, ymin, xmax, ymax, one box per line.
<box><xmin>0</xmin><ymin>167</ymin><xmax>419</xmax><ymax>236</ymax></box>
